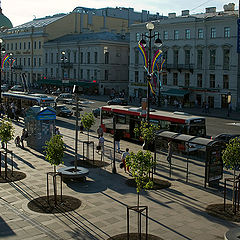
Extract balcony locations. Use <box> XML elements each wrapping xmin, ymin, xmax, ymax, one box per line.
<box><xmin>165</xmin><ymin>64</ymin><xmax>194</xmax><ymax>73</ymax></box>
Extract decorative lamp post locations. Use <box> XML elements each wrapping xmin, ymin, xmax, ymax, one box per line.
<box><xmin>0</xmin><ymin>39</ymin><xmax>6</xmax><ymax>104</ymax></box>
<box><xmin>139</xmin><ymin>22</ymin><xmax>162</xmax><ymax>123</ymax></box>
<box><xmin>60</xmin><ymin>51</ymin><xmax>67</xmax><ymax>84</ymax></box>
<box><xmin>9</xmin><ymin>53</ymin><xmax>14</xmax><ymax>85</ymax></box>
<box><xmin>227</xmin><ymin>92</ymin><xmax>232</xmax><ymax>117</ymax></box>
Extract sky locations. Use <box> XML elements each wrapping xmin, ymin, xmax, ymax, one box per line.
<box><xmin>2</xmin><ymin>0</ymin><xmax>239</xmax><ymax>27</ymax></box>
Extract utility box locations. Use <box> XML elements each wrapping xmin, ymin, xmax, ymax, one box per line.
<box><xmin>24</xmin><ymin>106</ymin><xmax>56</xmax><ymax>151</ymax></box>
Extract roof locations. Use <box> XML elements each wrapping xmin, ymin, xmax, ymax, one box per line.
<box><xmin>46</xmin><ymin>32</ymin><xmax>130</xmax><ymax>44</ymax></box>
<box><xmin>10</xmin><ymin>14</ymin><xmax>65</xmax><ymax>30</ymax></box>
<box><xmin>0</xmin><ymin>10</ymin><xmax>12</xmax><ymax>29</ymax></box>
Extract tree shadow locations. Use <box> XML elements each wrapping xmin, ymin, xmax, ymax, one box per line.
<box><xmin>0</xmin><ymin>216</ymin><xmax>15</xmax><ymax>237</ymax></box>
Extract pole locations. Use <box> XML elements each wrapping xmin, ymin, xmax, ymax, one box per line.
<box><xmin>158</xmin><ymin>72</ymin><xmax>161</xmax><ymax>107</ymax></box>
<box><xmin>0</xmin><ymin>41</ymin><xmax>2</xmax><ymax>104</ymax></box>
<box><xmin>112</xmin><ymin>114</ymin><xmax>117</xmax><ymax>173</ymax></box>
<box><xmin>74</xmin><ymin>93</ymin><xmax>79</xmax><ymax>171</ymax></box>
<box><xmin>147</xmin><ymin>29</ymin><xmax>152</xmax><ymax>124</ymax></box>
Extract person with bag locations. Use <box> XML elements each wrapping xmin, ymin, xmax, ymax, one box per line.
<box><xmin>97</xmin><ymin>134</ymin><xmax>104</xmax><ymax>154</ymax></box>
<box><xmin>121</xmin><ymin>148</ymin><xmax>130</xmax><ymax>173</ymax></box>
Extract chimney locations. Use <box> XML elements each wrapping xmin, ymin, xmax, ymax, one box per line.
<box><xmin>182</xmin><ymin>10</ymin><xmax>189</xmax><ymax>16</ymax></box>
<box><xmin>205</xmin><ymin>7</ymin><xmax>216</xmax><ymax>13</ymax></box>
<box><xmin>223</xmin><ymin>3</ymin><xmax>235</xmax><ymax>11</ymax></box>
<box><xmin>168</xmin><ymin>13</ymin><xmax>176</xmax><ymax>18</ymax></box>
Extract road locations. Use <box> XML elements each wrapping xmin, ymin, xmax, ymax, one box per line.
<box><xmin>55</xmin><ymin>95</ymin><xmax>240</xmax><ymax>138</ymax></box>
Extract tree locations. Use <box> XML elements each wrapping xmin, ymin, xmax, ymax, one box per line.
<box><xmin>81</xmin><ymin>112</ymin><xmax>95</xmax><ymax>142</ymax></box>
<box><xmin>44</xmin><ymin>134</ymin><xmax>65</xmax><ymax>173</ymax></box>
<box><xmin>134</xmin><ymin>121</ymin><xmax>160</xmax><ymax>150</ymax></box>
<box><xmin>126</xmin><ymin>150</ymin><xmax>154</xmax><ymax>207</ymax></box>
<box><xmin>0</xmin><ymin>117</ymin><xmax>14</xmax><ymax>151</ymax></box>
<box><xmin>222</xmin><ymin>137</ymin><xmax>240</xmax><ymax>209</ymax></box>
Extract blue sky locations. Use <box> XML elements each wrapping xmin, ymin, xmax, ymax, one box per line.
<box><xmin>2</xmin><ymin>0</ymin><xmax>239</xmax><ymax>27</ymax></box>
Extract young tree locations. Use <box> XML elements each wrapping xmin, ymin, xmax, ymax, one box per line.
<box><xmin>222</xmin><ymin>137</ymin><xmax>240</xmax><ymax>209</ymax></box>
<box><xmin>81</xmin><ymin>112</ymin><xmax>95</xmax><ymax>142</ymax></box>
<box><xmin>0</xmin><ymin>117</ymin><xmax>15</xmax><ymax>152</ymax></box>
<box><xmin>126</xmin><ymin>150</ymin><xmax>155</xmax><ymax>207</ymax></box>
<box><xmin>134</xmin><ymin>121</ymin><xmax>160</xmax><ymax>151</ymax></box>
<box><xmin>44</xmin><ymin>134</ymin><xmax>65</xmax><ymax>173</ymax></box>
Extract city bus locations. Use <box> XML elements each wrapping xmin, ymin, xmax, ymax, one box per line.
<box><xmin>2</xmin><ymin>92</ymin><xmax>56</xmax><ymax>110</ymax></box>
<box><xmin>100</xmin><ymin>105</ymin><xmax>207</xmax><ymax>142</ymax></box>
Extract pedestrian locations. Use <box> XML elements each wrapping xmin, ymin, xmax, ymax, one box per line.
<box><xmin>97</xmin><ymin>125</ymin><xmax>103</xmax><ymax>138</ymax></box>
<box><xmin>167</xmin><ymin>140</ymin><xmax>173</xmax><ymax>164</ymax></box>
<box><xmin>114</xmin><ymin>130</ymin><xmax>121</xmax><ymax>153</ymax></box>
<box><xmin>21</xmin><ymin>128</ymin><xmax>28</xmax><ymax>149</ymax></box>
<box><xmin>121</xmin><ymin>148</ymin><xmax>130</xmax><ymax>173</ymax></box>
<box><xmin>98</xmin><ymin>134</ymin><xmax>104</xmax><ymax>154</ymax></box>
<box><xmin>55</xmin><ymin>127</ymin><xmax>60</xmax><ymax>135</ymax></box>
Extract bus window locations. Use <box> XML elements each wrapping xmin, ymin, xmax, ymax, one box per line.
<box><xmin>102</xmin><ymin>111</ymin><xmax>113</xmax><ymax>131</ymax></box>
<box><xmin>169</xmin><ymin>123</ymin><xmax>188</xmax><ymax>134</ymax></box>
<box><xmin>159</xmin><ymin>120</ymin><xmax>171</xmax><ymax>130</ymax></box>
<box><xmin>189</xmin><ymin>125</ymin><xmax>206</xmax><ymax>137</ymax></box>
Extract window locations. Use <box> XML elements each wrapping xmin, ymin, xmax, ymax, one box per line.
<box><xmin>23</xmin><ymin>58</ymin><xmax>26</xmax><ymax>66</ymax></box>
<box><xmin>174</xmin><ymin>30</ymin><xmax>179</xmax><ymax>40</ymax></box>
<box><xmin>224</xmin><ymin>27</ymin><xmax>230</xmax><ymax>38</ymax></box>
<box><xmin>223</xmin><ymin>49</ymin><xmax>230</xmax><ymax>70</ymax></box>
<box><xmin>56</xmin><ymin>53</ymin><xmax>58</xmax><ymax>63</ymax></box>
<box><xmin>51</xmin><ymin>53</ymin><xmax>53</xmax><ymax>64</ymax></box>
<box><xmin>33</xmin><ymin>57</ymin><xmax>36</xmax><ymax>66</ymax></box>
<box><xmin>45</xmin><ymin>53</ymin><xmax>48</xmax><ymax>64</ymax></box>
<box><xmin>198</xmin><ymin>29</ymin><xmax>203</xmax><ymax>39</ymax></box>
<box><xmin>11</xmin><ymin>43</ymin><xmax>13</xmax><ymax>50</ymax></box>
<box><xmin>50</xmin><ymin>68</ymin><xmax>53</xmax><ymax>77</ymax></box>
<box><xmin>87</xmin><ymin>69</ymin><xmax>90</xmax><ymax>80</ymax></box>
<box><xmin>162</xmin><ymin>73</ymin><xmax>167</xmax><ymax>85</ymax></box>
<box><xmin>34</xmin><ymin>41</ymin><xmax>36</xmax><ymax>49</ymax></box>
<box><xmin>80</xmin><ymin>69</ymin><xmax>83</xmax><ymax>79</ymax></box>
<box><xmin>210</xmin><ymin>74</ymin><xmax>215</xmax><ymax>88</ymax></box>
<box><xmin>197</xmin><ymin>50</ymin><xmax>203</xmax><ymax>69</ymax></box>
<box><xmin>223</xmin><ymin>75</ymin><xmax>229</xmax><ymax>89</ymax></box>
<box><xmin>136</xmin><ymin>33</ymin><xmax>140</xmax><ymax>42</ymax></box>
<box><xmin>185</xmin><ymin>50</ymin><xmax>190</xmax><ymax>65</ymax></box>
<box><xmin>39</xmin><ymin>57</ymin><xmax>41</xmax><ymax>66</ymax></box>
<box><xmin>173</xmin><ymin>50</ymin><xmax>178</xmax><ymax>66</ymax></box>
<box><xmin>135</xmin><ymin>51</ymin><xmax>139</xmax><ymax>65</ymax></box>
<box><xmin>104</xmin><ymin>70</ymin><xmax>109</xmax><ymax>81</ymax></box>
<box><xmin>135</xmin><ymin>71</ymin><xmax>139</xmax><ymax>82</ymax></box>
<box><xmin>19</xmin><ymin>58</ymin><xmax>22</xmax><ymax>66</ymax></box>
<box><xmin>94</xmin><ymin>52</ymin><xmax>98</xmax><ymax>64</ymax></box>
<box><xmin>80</xmin><ymin>52</ymin><xmax>83</xmax><ymax>64</ymax></box>
<box><xmin>28</xmin><ymin>42</ymin><xmax>31</xmax><ymax>49</ymax></box>
<box><xmin>197</xmin><ymin>74</ymin><xmax>202</xmax><ymax>87</ymax></box>
<box><xmin>210</xmin><ymin>28</ymin><xmax>216</xmax><ymax>38</ymax></box>
<box><xmin>185</xmin><ymin>73</ymin><xmax>190</xmax><ymax>87</ymax></box>
<box><xmin>19</xmin><ymin>42</ymin><xmax>21</xmax><ymax>50</ymax></box>
<box><xmin>209</xmin><ymin>49</ymin><xmax>216</xmax><ymax>69</ymax></box>
<box><xmin>163</xmin><ymin>31</ymin><xmax>168</xmax><ymax>40</ymax></box>
<box><xmin>104</xmin><ymin>52</ymin><xmax>109</xmax><ymax>64</ymax></box>
<box><xmin>24</xmin><ymin>42</ymin><xmax>26</xmax><ymax>50</ymax></box>
<box><xmin>154</xmin><ymin>31</ymin><xmax>159</xmax><ymax>40</ymax></box>
<box><xmin>87</xmin><ymin>52</ymin><xmax>90</xmax><ymax>64</ymax></box>
<box><xmin>185</xmin><ymin>29</ymin><xmax>190</xmax><ymax>39</ymax></box>
<box><xmin>39</xmin><ymin>41</ymin><xmax>41</xmax><ymax>49</ymax></box>
<box><xmin>15</xmin><ymin>43</ymin><xmax>17</xmax><ymax>50</ymax></box>
<box><xmin>74</xmin><ymin>69</ymin><xmax>76</xmax><ymax>79</ymax></box>
<box><xmin>74</xmin><ymin>52</ymin><xmax>77</xmax><ymax>63</ymax></box>
<box><xmin>28</xmin><ymin>58</ymin><xmax>31</xmax><ymax>66</ymax></box>
<box><xmin>173</xmin><ymin>72</ymin><xmax>178</xmax><ymax>86</ymax></box>
<box><xmin>94</xmin><ymin>69</ymin><xmax>97</xmax><ymax>79</ymax></box>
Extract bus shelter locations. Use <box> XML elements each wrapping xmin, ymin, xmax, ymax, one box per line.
<box><xmin>24</xmin><ymin>106</ymin><xmax>56</xmax><ymax>151</ymax></box>
<box><xmin>154</xmin><ymin>130</ymin><xmax>225</xmax><ymax>188</ymax></box>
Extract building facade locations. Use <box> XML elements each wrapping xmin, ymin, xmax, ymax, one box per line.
<box><xmin>43</xmin><ymin>32</ymin><xmax>129</xmax><ymax>94</ymax></box>
<box><xmin>129</xmin><ymin>3</ymin><xmax>239</xmax><ymax>110</ymax></box>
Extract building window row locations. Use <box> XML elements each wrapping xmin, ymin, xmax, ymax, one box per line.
<box><xmin>6</xmin><ymin>41</ymin><xmax>42</xmax><ymax>51</ymax></box>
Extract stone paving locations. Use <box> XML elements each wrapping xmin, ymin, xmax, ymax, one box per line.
<box><xmin>0</xmin><ymin>118</ymin><xmax>239</xmax><ymax>240</ymax></box>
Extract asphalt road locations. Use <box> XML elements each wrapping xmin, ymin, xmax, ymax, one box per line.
<box><xmin>55</xmin><ymin>95</ymin><xmax>240</xmax><ymax>138</ymax></box>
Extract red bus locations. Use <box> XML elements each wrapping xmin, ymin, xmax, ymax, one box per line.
<box><xmin>100</xmin><ymin>105</ymin><xmax>206</xmax><ymax>141</ymax></box>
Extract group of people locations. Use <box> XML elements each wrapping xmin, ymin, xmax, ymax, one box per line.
<box><xmin>0</xmin><ymin>102</ymin><xmax>23</xmax><ymax>121</ymax></box>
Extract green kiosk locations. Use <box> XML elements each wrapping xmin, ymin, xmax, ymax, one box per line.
<box><xmin>24</xmin><ymin>106</ymin><xmax>56</xmax><ymax>151</ymax></box>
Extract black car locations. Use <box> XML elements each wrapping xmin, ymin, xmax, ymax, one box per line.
<box><xmin>107</xmin><ymin>98</ymin><xmax>128</xmax><ymax>106</ymax></box>
<box><xmin>92</xmin><ymin>108</ymin><xmax>101</xmax><ymax>118</ymax></box>
<box><xmin>213</xmin><ymin>134</ymin><xmax>240</xmax><ymax>143</ymax></box>
<box><xmin>55</xmin><ymin>105</ymin><xmax>73</xmax><ymax>117</ymax></box>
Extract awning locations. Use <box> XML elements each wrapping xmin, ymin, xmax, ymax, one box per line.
<box><xmin>161</xmin><ymin>89</ymin><xmax>190</xmax><ymax>97</ymax></box>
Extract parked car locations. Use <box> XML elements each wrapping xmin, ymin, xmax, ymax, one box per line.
<box><xmin>107</xmin><ymin>98</ymin><xmax>128</xmax><ymax>106</ymax></box>
<box><xmin>56</xmin><ymin>93</ymin><xmax>74</xmax><ymax>104</ymax></box>
<box><xmin>92</xmin><ymin>108</ymin><xmax>101</xmax><ymax>118</ymax></box>
<box><xmin>10</xmin><ymin>85</ymin><xmax>24</xmax><ymax>91</ymax></box>
<box><xmin>212</xmin><ymin>134</ymin><xmax>240</xmax><ymax>143</ymax></box>
<box><xmin>1</xmin><ymin>85</ymin><xmax>8</xmax><ymax>92</ymax></box>
<box><xmin>51</xmin><ymin>88</ymin><xmax>62</xmax><ymax>96</ymax></box>
<box><xmin>55</xmin><ymin>105</ymin><xmax>73</xmax><ymax>117</ymax></box>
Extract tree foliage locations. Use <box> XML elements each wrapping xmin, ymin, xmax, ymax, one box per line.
<box><xmin>44</xmin><ymin>134</ymin><xmax>65</xmax><ymax>171</ymax></box>
<box><xmin>81</xmin><ymin>112</ymin><xmax>95</xmax><ymax>131</ymax></box>
<box><xmin>0</xmin><ymin>117</ymin><xmax>14</xmax><ymax>145</ymax></box>
<box><xmin>222</xmin><ymin>137</ymin><xmax>240</xmax><ymax>170</ymax></box>
<box><xmin>126</xmin><ymin>150</ymin><xmax>154</xmax><ymax>193</ymax></box>
<box><xmin>134</xmin><ymin>121</ymin><xmax>160</xmax><ymax>143</ymax></box>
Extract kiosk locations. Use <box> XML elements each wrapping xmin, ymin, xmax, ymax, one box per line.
<box><xmin>24</xmin><ymin>106</ymin><xmax>56</xmax><ymax>151</ymax></box>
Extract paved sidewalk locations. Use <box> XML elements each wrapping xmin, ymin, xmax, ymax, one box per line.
<box><xmin>0</xmin><ymin>119</ymin><xmax>239</xmax><ymax>240</ymax></box>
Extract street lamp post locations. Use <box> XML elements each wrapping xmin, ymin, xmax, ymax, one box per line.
<box><xmin>60</xmin><ymin>51</ymin><xmax>67</xmax><ymax>87</ymax></box>
<box><xmin>0</xmin><ymin>39</ymin><xmax>6</xmax><ymax>104</ymax></box>
<box><xmin>9</xmin><ymin>53</ymin><xmax>14</xmax><ymax>86</ymax></box>
<box><xmin>227</xmin><ymin>92</ymin><xmax>232</xmax><ymax>117</ymax></box>
<box><xmin>139</xmin><ymin>22</ymin><xmax>162</xmax><ymax>123</ymax></box>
